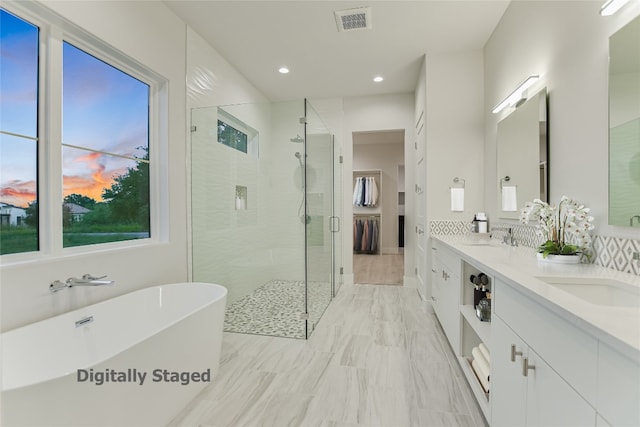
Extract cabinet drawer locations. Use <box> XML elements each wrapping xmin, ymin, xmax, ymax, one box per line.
<box><xmin>432</xmin><ymin>242</ymin><xmax>461</xmax><ymax>275</ymax></box>
<box><xmin>597</xmin><ymin>343</ymin><xmax>640</xmax><ymax>426</ymax></box>
<box><xmin>494</xmin><ymin>279</ymin><xmax>598</xmax><ymax>405</ymax></box>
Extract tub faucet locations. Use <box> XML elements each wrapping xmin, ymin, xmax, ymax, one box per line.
<box><xmin>50</xmin><ymin>274</ymin><xmax>115</xmax><ymax>293</ymax></box>
<box><xmin>630</xmin><ymin>215</ymin><xmax>640</xmax><ymax>227</ymax></box>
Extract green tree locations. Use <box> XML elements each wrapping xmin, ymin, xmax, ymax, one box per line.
<box><xmin>102</xmin><ymin>150</ymin><xmax>149</xmax><ymax>229</ymax></box>
<box><xmin>24</xmin><ymin>200</ymin><xmax>38</xmax><ymax>227</ymax></box>
<box><xmin>81</xmin><ymin>203</ymin><xmax>111</xmax><ymax>226</ymax></box>
<box><xmin>64</xmin><ymin>194</ymin><xmax>97</xmax><ymax>209</ymax></box>
<box><xmin>62</xmin><ymin>203</ymin><xmax>72</xmax><ymax>227</ymax></box>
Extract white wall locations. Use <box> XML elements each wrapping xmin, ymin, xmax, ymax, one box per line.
<box><xmin>0</xmin><ymin>1</ymin><xmax>188</xmax><ymax>332</ymax></box>
<box><xmin>484</xmin><ymin>0</ymin><xmax>640</xmax><ymax>240</ymax></box>
<box><xmin>425</xmin><ymin>50</ymin><xmax>486</xmax><ymax>222</ymax></box>
<box><xmin>342</xmin><ymin>94</ymin><xmax>416</xmax><ymax>284</ymax></box>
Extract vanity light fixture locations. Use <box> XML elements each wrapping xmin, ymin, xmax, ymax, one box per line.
<box><xmin>278</xmin><ymin>66</ymin><xmax>290</xmax><ymax>74</ymax></box>
<box><xmin>373</xmin><ymin>75</ymin><xmax>384</xmax><ymax>83</ymax></box>
<box><xmin>492</xmin><ymin>75</ymin><xmax>540</xmax><ymax>114</ymax></box>
<box><xmin>600</xmin><ymin>0</ymin><xmax>629</xmax><ymax>16</ymax></box>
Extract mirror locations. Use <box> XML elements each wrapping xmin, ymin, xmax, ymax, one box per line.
<box><xmin>496</xmin><ymin>88</ymin><xmax>548</xmax><ymax>219</ymax></box>
<box><xmin>609</xmin><ymin>15</ymin><xmax>640</xmax><ymax>228</ymax></box>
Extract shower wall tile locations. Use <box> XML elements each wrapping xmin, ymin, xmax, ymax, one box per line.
<box><xmin>430</xmin><ymin>220</ymin><xmax>640</xmax><ymax>276</ymax></box>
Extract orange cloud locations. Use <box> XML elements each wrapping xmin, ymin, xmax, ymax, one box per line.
<box><xmin>63</xmin><ymin>150</ymin><xmax>125</xmax><ymax>201</ymax></box>
<box><xmin>0</xmin><ymin>181</ymin><xmax>37</xmax><ymax>208</ymax></box>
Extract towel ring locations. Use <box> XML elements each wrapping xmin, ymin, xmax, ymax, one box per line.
<box><xmin>500</xmin><ymin>176</ymin><xmax>512</xmax><ymax>189</ymax></box>
<box><xmin>451</xmin><ymin>177</ymin><xmax>465</xmax><ymax>189</ymax></box>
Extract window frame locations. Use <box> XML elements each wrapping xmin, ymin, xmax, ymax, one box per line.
<box><xmin>217</xmin><ymin>107</ymin><xmax>259</xmax><ymax>158</ymax></box>
<box><xmin>1</xmin><ymin>1</ymin><xmax>168</xmax><ymax>264</ymax></box>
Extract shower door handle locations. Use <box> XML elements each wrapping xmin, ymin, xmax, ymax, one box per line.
<box><xmin>330</xmin><ymin>216</ymin><xmax>341</xmax><ymax>233</ymax></box>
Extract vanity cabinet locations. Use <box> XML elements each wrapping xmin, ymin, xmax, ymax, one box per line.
<box><xmin>430</xmin><ymin>238</ymin><xmax>639</xmax><ymax>427</ymax></box>
<box><xmin>430</xmin><ymin>241</ymin><xmax>461</xmax><ymax>350</ymax></box>
<box><xmin>596</xmin><ymin>342</ymin><xmax>640</xmax><ymax>426</ymax></box>
<box><xmin>492</xmin><ymin>315</ymin><xmax>596</xmax><ymax>427</ymax></box>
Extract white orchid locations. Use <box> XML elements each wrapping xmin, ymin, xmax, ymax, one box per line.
<box><xmin>520</xmin><ymin>196</ymin><xmax>595</xmax><ymax>258</ymax></box>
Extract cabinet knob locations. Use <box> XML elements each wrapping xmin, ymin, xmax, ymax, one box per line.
<box><xmin>510</xmin><ymin>344</ymin><xmax>523</xmax><ymax>362</ymax></box>
<box><xmin>522</xmin><ymin>357</ymin><xmax>535</xmax><ymax>377</ymax></box>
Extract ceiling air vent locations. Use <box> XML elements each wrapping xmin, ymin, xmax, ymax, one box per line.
<box><xmin>334</xmin><ymin>7</ymin><xmax>372</xmax><ymax>32</ymax></box>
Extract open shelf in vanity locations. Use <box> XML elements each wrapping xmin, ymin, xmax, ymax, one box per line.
<box><xmin>458</xmin><ymin>259</ymin><xmax>493</xmax><ymax>420</ymax></box>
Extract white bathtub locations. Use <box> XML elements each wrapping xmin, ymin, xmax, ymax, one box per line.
<box><xmin>0</xmin><ymin>282</ymin><xmax>227</xmax><ymax>427</ymax></box>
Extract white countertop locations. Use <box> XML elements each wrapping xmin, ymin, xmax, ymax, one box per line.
<box><xmin>433</xmin><ymin>235</ymin><xmax>640</xmax><ymax>358</ymax></box>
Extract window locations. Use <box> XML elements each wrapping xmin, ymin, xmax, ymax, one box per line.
<box><xmin>218</xmin><ymin>120</ymin><xmax>248</xmax><ymax>154</ymax></box>
<box><xmin>62</xmin><ymin>42</ymin><xmax>150</xmax><ymax>247</ymax></box>
<box><xmin>0</xmin><ymin>5</ymin><xmax>160</xmax><ymax>257</ymax></box>
<box><xmin>217</xmin><ymin>108</ymin><xmax>259</xmax><ymax>158</ymax></box>
<box><xmin>0</xmin><ymin>9</ymin><xmax>39</xmax><ymax>255</ymax></box>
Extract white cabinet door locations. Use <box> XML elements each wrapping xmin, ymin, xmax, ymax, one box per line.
<box><xmin>526</xmin><ymin>347</ymin><xmax>596</xmax><ymax>426</ymax></box>
<box><xmin>430</xmin><ymin>253</ymin><xmax>441</xmax><ymax>311</ymax></box>
<box><xmin>438</xmin><ymin>263</ymin><xmax>460</xmax><ymax>350</ymax></box>
<box><xmin>492</xmin><ymin>314</ymin><xmax>596</xmax><ymax>427</ymax></box>
<box><xmin>491</xmin><ymin>315</ymin><xmax>527</xmax><ymax>426</ymax></box>
<box><xmin>597</xmin><ymin>343</ymin><xmax>640</xmax><ymax>426</ymax></box>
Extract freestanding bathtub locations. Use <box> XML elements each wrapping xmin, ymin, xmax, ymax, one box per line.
<box><xmin>1</xmin><ymin>282</ymin><xmax>227</xmax><ymax>426</ymax></box>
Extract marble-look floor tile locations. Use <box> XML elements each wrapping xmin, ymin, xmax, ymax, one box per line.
<box><xmin>304</xmin><ymin>365</ymin><xmax>369</xmax><ymax>425</ymax></box>
<box><xmin>417</xmin><ymin>409</ymin><xmax>481</xmax><ymax>427</ymax></box>
<box><xmin>412</xmin><ymin>360</ymin><xmax>469</xmax><ymax>414</ymax></box>
<box><xmin>253</xmin><ymin>392</ymin><xmax>315</xmax><ymax>427</ymax></box>
<box><xmin>169</xmin><ymin>283</ymin><xmax>487</xmax><ymax>427</ymax></box>
<box><xmin>338</xmin><ymin>334</ymin><xmax>374</xmax><ymax>367</ymax></box>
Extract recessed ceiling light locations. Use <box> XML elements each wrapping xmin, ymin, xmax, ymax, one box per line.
<box><xmin>278</xmin><ymin>67</ymin><xmax>290</xmax><ymax>74</ymax></box>
<box><xmin>373</xmin><ymin>76</ymin><xmax>384</xmax><ymax>83</ymax></box>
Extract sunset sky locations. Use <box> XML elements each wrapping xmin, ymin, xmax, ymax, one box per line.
<box><xmin>1</xmin><ymin>8</ymin><xmax>149</xmax><ymax>208</ymax></box>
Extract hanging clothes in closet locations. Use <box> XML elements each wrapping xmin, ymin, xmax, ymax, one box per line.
<box><xmin>353</xmin><ymin>216</ymin><xmax>379</xmax><ymax>254</ymax></box>
<box><xmin>352</xmin><ymin>176</ymin><xmax>379</xmax><ymax>207</ymax></box>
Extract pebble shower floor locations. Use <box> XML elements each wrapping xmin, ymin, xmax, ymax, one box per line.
<box><xmin>223</xmin><ymin>279</ymin><xmax>332</xmax><ymax>339</ymax></box>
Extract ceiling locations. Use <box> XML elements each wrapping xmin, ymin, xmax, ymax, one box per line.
<box><xmin>164</xmin><ymin>1</ymin><xmax>510</xmax><ymax>102</ymax></box>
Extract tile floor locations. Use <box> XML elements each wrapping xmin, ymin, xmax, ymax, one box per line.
<box><xmin>224</xmin><ymin>279</ymin><xmax>332</xmax><ymax>339</ymax></box>
<box><xmin>169</xmin><ymin>283</ymin><xmax>487</xmax><ymax>426</ymax></box>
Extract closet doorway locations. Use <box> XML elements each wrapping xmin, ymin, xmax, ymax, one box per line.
<box><xmin>352</xmin><ymin>130</ymin><xmax>405</xmax><ymax>285</ymax></box>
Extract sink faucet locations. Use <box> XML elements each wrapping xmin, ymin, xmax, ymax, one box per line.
<box><xmin>630</xmin><ymin>215</ymin><xmax>640</xmax><ymax>227</ymax></box>
<box><xmin>503</xmin><ymin>228</ymin><xmax>518</xmax><ymax>247</ymax></box>
<box><xmin>50</xmin><ymin>274</ymin><xmax>115</xmax><ymax>293</ymax></box>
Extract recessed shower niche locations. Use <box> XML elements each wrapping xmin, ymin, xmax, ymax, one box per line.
<box><xmin>190</xmin><ymin>99</ymin><xmax>343</xmax><ymax>339</ymax></box>
<box><xmin>235</xmin><ymin>186</ymin><xmax>247</xmax><ymax>210</ymax></box>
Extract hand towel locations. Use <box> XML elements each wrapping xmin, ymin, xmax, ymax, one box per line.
<box><xmin>501</xmin><ymin>185</ymin><xmax>518</xmax><ymax>212</ymax></box>
<box><xmin>472</xmin><ymin>359</ymin><xmax>490</xmax><ymax>393</ymax></box>
<box><xmin>472</xmin><ymin>346</ymin><xmax>490</xmax><ymax>382</ymax></box>
<box><xmin>479</xmin><ymin>343</ymin><xmax>491</xmax><ymax>364</ymax></box>
<box><xmin>450</xmin><ymin>187</ymin><xmax>464</xmax><ymax>212</ymax></box>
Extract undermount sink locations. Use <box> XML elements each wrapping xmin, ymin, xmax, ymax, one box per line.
<box><xmin>462</xmin><ymin>240</ymin><xmax>502</xmax><ymax>247</ymax></box>
<box><xmin>535</xmin><ymin>276</ymin><xmax>640</xmax><ymax>307</ymax></box>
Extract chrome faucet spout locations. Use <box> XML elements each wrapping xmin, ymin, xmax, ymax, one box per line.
<box><xmin>630</xmin><ymin>215</ymin><xmax>640</xmax><ymax>226</ymax></box>
<box><xmin>50</xmin><ymin>274</ymin><xmax>115</xmax><ymax>292</ymax></box>
<box><xmin>67</xmin><ymin>276</ymin><xmax>115</xmax><ymax>287</ymax></box>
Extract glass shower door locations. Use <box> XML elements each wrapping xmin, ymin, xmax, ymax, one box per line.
<box><xmin>304</xmin><ymin>100</ymin><xmax>334</xmax><ymax>337</ymax></box>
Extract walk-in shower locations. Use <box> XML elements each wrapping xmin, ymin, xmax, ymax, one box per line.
<box><xmin>190</xmin><ymin>99</ymin><xmax>342</xmax><ymax>339</ymax></box>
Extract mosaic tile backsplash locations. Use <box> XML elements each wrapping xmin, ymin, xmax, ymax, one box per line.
<box><xmin>430</xmin><ymin>220</ymin><xmax>640</xmax><ymax>276</ymax></box>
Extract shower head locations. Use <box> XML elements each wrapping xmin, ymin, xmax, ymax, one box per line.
<box><xmin>290</xmin><ymin>134</ymin><xmax>304</xmax><ymax>143</ymax></box>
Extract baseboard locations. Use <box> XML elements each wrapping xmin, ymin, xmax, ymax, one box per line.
<box><xmin>342</xmin><ymin>273</ymin><xmax>354</xmax><ymax>286</ymax></box>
